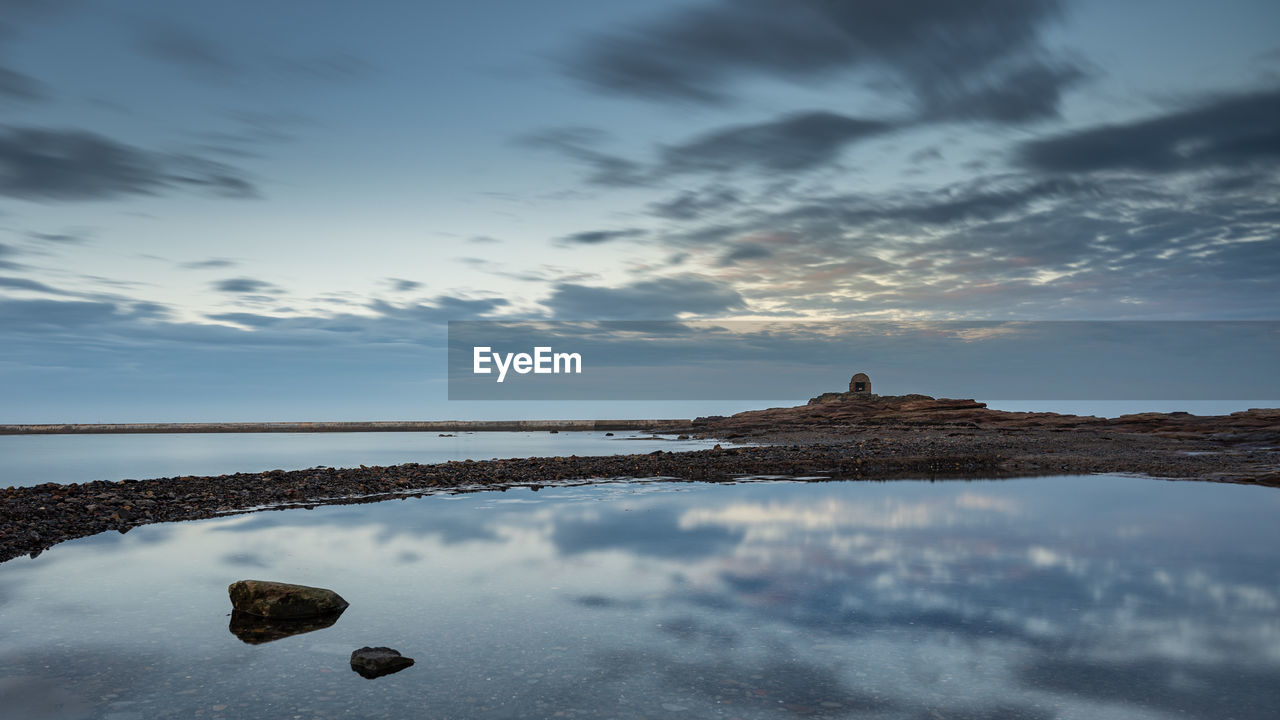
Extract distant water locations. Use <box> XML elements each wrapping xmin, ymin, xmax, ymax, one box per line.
<box><xmin>1</xmin><ymin>475</ymin><xmax>1276</xmax><ymax>719</ymax></box>
<box><xmin>983</xmin><ymin>399</ymin><xmax>1278</xmax><ymax>417</ymax></box>
<box><xmin>0</xmin><ymin>431</ymin><xmax>726</xmax><ymax>488</ymax></box>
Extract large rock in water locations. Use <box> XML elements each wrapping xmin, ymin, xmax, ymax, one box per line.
<box><xmin>227</xmin><ymin>580</ymin><xmax>349</xmax><ymax>619</ymax></box>
<box><xmin>350</xmin><ymin>647</ymin><xmax>415</xmax><ymax>679</ymax></box>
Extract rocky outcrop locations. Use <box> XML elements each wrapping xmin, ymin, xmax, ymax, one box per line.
<box><xmin>700</xmin><ymin>394</ymin><xmax>1280</xmax><ymax>444</ymax></box>
<box><xmin>227</xmin><ymin>580</ymin><xmax>349</xmax><ymax>619</ymax></box>
<box><xmin>350</xmin><ymin>647</ymin><xmax>415</xmax><ymax>679</ymax></box>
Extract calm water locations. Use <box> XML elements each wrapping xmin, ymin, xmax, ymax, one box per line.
<box><xmin>1</xmin><ymin>475</ymin><xmax>1277</xmax><ymax>719</ymax></box>
<box><xmin>0</xmin><ymin>432</ymin><xmax>725</xmax><ymax>488</ymax></box>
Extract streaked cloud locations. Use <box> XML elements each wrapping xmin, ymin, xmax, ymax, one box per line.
<box><xmin>0</xmin><ymin>127</ymin><xmax>257</xmax><ymax>201</ymax></box>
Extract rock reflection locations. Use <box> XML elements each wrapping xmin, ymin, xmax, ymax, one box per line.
<box><xmin>227</xmin><ymin>609</ymin><xmax>344</xmax><ymax>644</ymax></box>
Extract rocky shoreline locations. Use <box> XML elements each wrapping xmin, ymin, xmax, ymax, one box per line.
<box><xmin>3</xmin><ymin>394</ymin><xmax>1278</xmax><ymax>564</ymax></box>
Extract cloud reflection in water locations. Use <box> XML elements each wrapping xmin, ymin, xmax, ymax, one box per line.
<box><xmin>0</xmin><ymin>476</ymin><xmax>1276</xmax><ymax>719</ymax></box>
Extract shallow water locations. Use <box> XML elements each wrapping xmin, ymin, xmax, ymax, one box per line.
<box><xmin>1</xmin><ymin>475</ymin><xmax>1277</xmax><ymax>720</ymax></box>
<box><xmin>0</xmin><ymin>431</ymin><xmax>721</xmax><ymax>488</ymax></box>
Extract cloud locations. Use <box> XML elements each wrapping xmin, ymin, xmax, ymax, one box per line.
<box><xmin>922</xmin><ymin>61</ymin><xmax>1088</xmax><ymax>124</ymax></box>
<box><xmin>0</xmin><ymin>275</ymin><xmax>69</xmax><ymax>294</ymax></box>
<box><xmin>643</xmin><ymin>157</ymin><xmax>1279</xmax><ymax>319</ymax></box>
<box><xmin>529</xmin><ymin>111</ymin><xmax>894</xmax><ymax>187</ymax></box>
<box><xmin>659</xmin><ymin>111</ymin><xmax>892</xmax><ymax>174</ymax></box>
<box><xmin>0</xmin><ymin>66</ymin><xmax>44</xmax><ymax>102</ymax></box>
<box><xmin>558</xmin><ymin>228</ymin><xmax>645</xmax><ymax>245</ymax></box>
<box><xmin>207</xmin><ymin>296</ymin><xmax>509</xmax><ymax>333</ymax></box>
<box><xmin>515</xmin><ymin>127</ymin><xmax>648</xmax><ymax>187</ymax></box>
<box><xmin>718</xmin><ymin>243</ymin><xmax>773</xmax><ymax>266</ymax></box>
<box><xmin>211</xmin><ymin>277</ymin><xmax>280</xmax><ymax>294</ymax></box>
<box><xmin>1018</xmin><ymin>86</ymin><xmax>1280</xmax><ymax>174</ymax></box>
<box><xmin>0</xmin><ymin>242</ymin><xmax>20</xmax><ymax>270</ymax></box>
<box><xmin>648</xmin><ymin>186</ymin><xmax>742</xmax><ymax>220</ymax></box>
<box><xmin>386</xmin><ymin>278</ymin><xmax>422</xmax><ymax>292</ymax></box>
<box><xmin>27</xmin><ymin>231</ymin><xmax>88</xmax><ymax>244</ymax></box>
<box><xmin>565</xmin><ymin>0</ymin><xmax>1075</xmax><ymax>121</ymax></box>
<box><xmin>0</xmin><ymin>127</ymin><xmax>258</xmax><ymax>201</ymax></box>
<box><xmin>847</xmin><ymin>177</ymin><xmax>1098</xmax><ymax>226</ymax></box>
<box><xmin>0</xmin><ymin>297</ymin><xmax>154</xmax><ymax>329</ymax></box>
<box><xmin>545</xmin><ymin>275</ymin><xmax>746</xmax><ymax>319</ymax></box>
<box><xmin>0</xmin><ymin>0</ymin><xmax>66</xmax><ymax>104</ymax></box>
<box><xmin>178</xmin><ymin>258</ymin><xmax>237</xmax><ymax>270</ymax></box>
<box><xmin>136</xmin><ymin>22</ymin><xmax>236</xmax><ymax>76</ymax></box>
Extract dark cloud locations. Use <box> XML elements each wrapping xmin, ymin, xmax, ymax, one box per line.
<box><xmin>196</xmin><ymin>112</ymin><xmax>309</xmax><ymax>153</ymax></box>
<box><xmin>0</xmin><ymin>241</ymin><xmax>20</xmax><ymax>270</ymax></box>
<box><xmin>0</xmin><ymin>66</ymin><xmax>44</xmax><ymax>102</ymax></box>
<box><xmin>137</xmin><ymin>21</ymin><xmax>373</xmax><ymax>88</ymax></box>
<box><xmin>165</xmin><ymin>154</ymin><xmax>258</xmax><ymax>197</ymax></box>
<box><xmin>211</xmin><ymin>277</ymin><xmax>279</xmax><ymax>294</ymax></box>
<box><xmin>178</xmin><ymin>258</ymin><xmax>237</xmax><ymax>270</ymax></box>
<box><xmin>659</xmin><ymin>111</ymin><xmax>891</xmax><ymax>174</ymax></box>
<box><xmin>566</xmin><ymin>0</ymin><xmax>1075</xmax><ymax>121</ymax></box>
<box><xmin>909</xmin><ymin>147</ymin><xmax>943</xmax><ymax>165</ymax></box>
<box><xmin>0</xmin><ymin>275</ymin><xmax>68</xmax><ymax>294</ymax></box>
<box><xmin>529</xmin><ymin>111</ymin><xmax>894</xmax><ymax>187</ymax></box>
<box><xmin>855</xmin><ymin>177</ymin><xmax>1098</xmax><ymax>226</ymax></box>
<box><xmin>0</xmin><ymin>298</ymin><xmax>157</xmax><ymax>329</ymax></box>
<box><xmin>922</xmin><ymin>61</ymin><xmax>1087</xmax><ymax>124</ymax></box>
<box><xmin>0</xmin><ymin>0</ymin><xmax>65</xmax><ymax>104</ymax></box>
<box><xmin>387</xmin><ymin>278</ymin><xmax>422</xmax><ymax>292</ymax></box>
<box><xmin>0</xmin><ymin>127</ymin><xmax>258</xmax><ymax>201</ymax></box>
<box><xmin>209</xmin><ymin>295</ymin><xmax>509</xmax><ymax>331</ymax></box>
<box><xmin>515</xmin><ymin>127</ymin><xmax>647</xmax><ymax>187</ymax></box>
<box><xmin>468</xmin><ymin>235</ymin><xmax>501</xmax><ymax>244</ymax></box>
<box><xmin>558</xmin><ymin>228</ymin><xmax>645</xmax><ymax>245</ymax></box>
<box><xmin>546</xmin><ymin>275</ymin><xmax>746</xmax><ymax>319</ymax></box>
<box><xmin>27</xmin><ymin>231</ymin><xmax>88</xmax><ymax>244</ymax></box>
<box><xmin>366</xmin><ymin>296</ymin><xmax>509</xmax><ymax>323</ymax></box>
<box><xmin>718</xmin><ymin>243</ymin><xmax>772</xmax><ymax>266</ymax></box>
<box><xmin>648</xmin><ymin>185</ymin><xmax>742</xmax><ymax>220</ymax></box>
<box><xmin>136</xmin><ymin>22</ymin><xmax>236</xmax><ymax>76</ymax></box>
<box><xmin>1018</xmin><ymin>86</ymin><xmax>1280</xmax><ymax>174</ymax></box>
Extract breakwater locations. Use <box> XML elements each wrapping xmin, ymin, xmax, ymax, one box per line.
<box><xmin>0</xmin><ymin>419</ymin><xmax>695</xmax><ymax>435</ymax></box>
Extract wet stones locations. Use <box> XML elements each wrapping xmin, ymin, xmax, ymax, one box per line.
<box><xmin>350</xmin><ymin>647</ymin><xmax>415</xmax><ymax>679</ymax></box>
<box><xmin>227</xmin><ymin>580</ymin><xmax>349</xmax><ymax>619</ymax></box>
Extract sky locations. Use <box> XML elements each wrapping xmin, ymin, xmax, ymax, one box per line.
<box><xmin>0</xmin><ymin>0</ymin><xmax>1277</xmax><ymax>421</ymax></box>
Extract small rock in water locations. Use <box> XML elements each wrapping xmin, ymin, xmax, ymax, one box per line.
<box><xmin>227</xmin><ymin>580</ymin><xmax>349</xmax><ymax>619</ymax></box>
<box><xmin>350</xmin><ymin>647</ymin><xmax>415</xmax><ymax>678</ymax></box>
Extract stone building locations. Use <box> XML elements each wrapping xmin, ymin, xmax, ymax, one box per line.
<box><xmin>849</xmin><ymin>372</ymin><xmax>871</xmax><ymax>393</ymax></box>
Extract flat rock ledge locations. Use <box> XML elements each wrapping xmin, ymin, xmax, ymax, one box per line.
<box><xmin>350</xmin><ymin>647</ymin><xmax>415</xmax><ymax>679</ymax></box>
<box><xmin>228</xmin><ymin>580</ymin><xmax>349</xmax><ymax>619</ymax></box>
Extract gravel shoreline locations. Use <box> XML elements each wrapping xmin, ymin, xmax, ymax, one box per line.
<box><xmin>3</xmin><ymin>419</ymin><xmax>1277</xmax><ymax>564</ymax></box>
